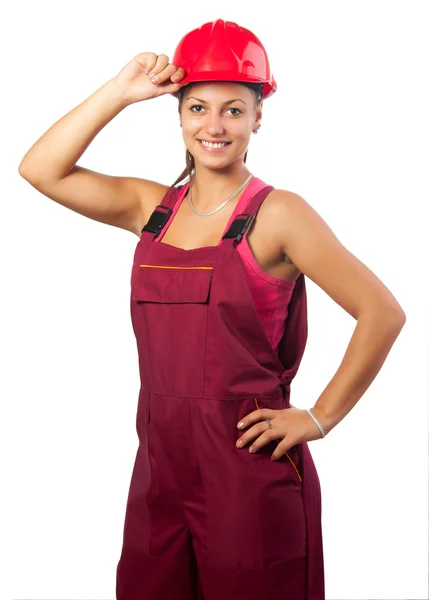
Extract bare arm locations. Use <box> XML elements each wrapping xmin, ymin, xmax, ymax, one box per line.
<box><xmin>270</xmin><ymin>190</ymin><xmax>406</xmax><ymax>434</ymax></box>
<box><xmin>18</xmin><ymin>79</ymin><xmax>147</xmax><ymax>233</ymax></box>
<box><xmin>19</xmin><ymin>79</ymin><xmax>128</xmax><ymax>182</ymax></box>
<box><xmin>312</xmin><ymin>305</ymin><xmax>405</xmax><ymax>434</ymax></box>
<box><xmin>18</xmin><ymin>53</ymin><xmax>186</xmax><ymax>234</ymax></box>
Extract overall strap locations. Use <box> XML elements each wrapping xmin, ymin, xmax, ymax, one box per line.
<box><xmin>221</xmin><ymin>185</ymin><xmax>275</xmax><ymax>248</ymax></box>
<box><xmin>140</xmin><ymin>185</ymin><xmax>182</xmax><ymax>241</ymax></box>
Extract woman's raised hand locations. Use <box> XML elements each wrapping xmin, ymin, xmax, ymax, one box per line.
<box><xmin>112</xmin><ymin>52</ymin><xmax>187</xmax><ymax>105</ymax></box>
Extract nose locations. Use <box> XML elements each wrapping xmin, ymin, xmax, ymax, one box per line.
<box><xmin>205</xmin><ymin>113</ymin><xmax>225</xmax><ymax>136</ymax></box>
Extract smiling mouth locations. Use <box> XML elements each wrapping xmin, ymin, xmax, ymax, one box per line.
<box><xmin>198</xmin><ymin>140</ymin><xmax>232</xmax><ymax>147</ymax></box>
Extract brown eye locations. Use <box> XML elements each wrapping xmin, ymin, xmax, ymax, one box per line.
<box><xmin>189</xmin><ymin>105</ymin><xmax>242</xmax><ymax>115</ymax></box>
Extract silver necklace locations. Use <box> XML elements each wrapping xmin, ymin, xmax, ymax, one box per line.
<box><xmin>188</xmin><ymin>173</ymin><xmax>254</xmax><ymax>216</ymax></box>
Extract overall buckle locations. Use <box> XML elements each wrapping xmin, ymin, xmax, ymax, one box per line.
<box><xmin>141</xmin><ymin>205</ymin><xmax>173</xmax><ymax>238</ymax></box>
<box><xmin>222</xmin><ymin>214</ymin><xmax>254</xmax><ymax>243</ymax></box>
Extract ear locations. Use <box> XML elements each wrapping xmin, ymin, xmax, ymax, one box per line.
<box><xmin>254</xmin><ymin>106</ymin><xmax>263</xmax><ymax>128</ymax></box>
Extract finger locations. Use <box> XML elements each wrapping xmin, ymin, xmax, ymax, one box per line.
<box><xmin>237</xmin><ymin>408</ymin><xmax>276</xmax><ymax>430</ymax></box>
<box><xmin>271</xmin><ymin>436</ymin><xmax>292</xmax><ymax>461</ymax></box>
<box><xmin>236</xmin><ymin>420</ymin><xmax>270</xmax><ymax>449</ymax></box>
<box><xmin>149</xmin><ymin>63</ymin><xmax>179</xmax><ymax>84</ymax></box>
<box><xmin>146</xmin><ymin>53</ymin><xmax>169</xmax><ymax>80</ymax></box>
<box><xmin>134</xmin><ymin>52</ymin><xmax>159</xmax><ymax>74</ymax></box>
<box><xmin>170</xmin><ymin>66</ymin><xmax>186</xmax><ymax>82</ymax></box>
<box><xmin>248</xmin><ymin>429</ymin><xmax>277</xmax><ymax>454</ymax></box>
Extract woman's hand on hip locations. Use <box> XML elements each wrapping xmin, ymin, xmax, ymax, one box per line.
<box><xmin>235</xmin><ymin>406</ymin><xmax>323</xmax><ymax>461</ymax></box>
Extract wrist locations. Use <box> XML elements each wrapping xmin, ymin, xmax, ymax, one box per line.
<box><xmin>106</xmin><ymin>78</ymin><xmax>133</xmax><ymax>109</ymax></box>
<box><xmin>307</xmin><ymin>405</ymin><xmax>337</xmax><ymax>437</ymax></box>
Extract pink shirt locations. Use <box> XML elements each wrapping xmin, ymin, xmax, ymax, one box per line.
<box><xmin>154</xmin><ymin>176</ymin><xmax>296</xmax><ymax>351</ymax></box>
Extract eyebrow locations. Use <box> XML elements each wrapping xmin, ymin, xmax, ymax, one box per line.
<box><xmin>186</xmin><ymin>96</ymin><xmax>246</xmax><ymax>105</ymax></box>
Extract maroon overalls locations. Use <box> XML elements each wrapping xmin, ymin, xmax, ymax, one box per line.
<box><xmin>116</xmin><ymin>183</ymin><xmax>325</xmax><ymax>599</ymax></box>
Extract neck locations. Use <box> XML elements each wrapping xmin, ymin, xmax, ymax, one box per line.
<box><xmin>188</xmin><ymin>167</ymin><xmax>253</xmax><ymax>213</ymax></box>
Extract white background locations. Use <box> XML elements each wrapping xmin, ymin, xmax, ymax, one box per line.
<box><xmin>3</xmin><ymin>1</ymin><xmax>428</xmax><ymax>599</ymax></box>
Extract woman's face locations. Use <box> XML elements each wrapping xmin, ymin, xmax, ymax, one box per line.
<box><xmin>179</xmin><ymin>81</ymin><xmax>262</xmax><ymax>169</ymax></box>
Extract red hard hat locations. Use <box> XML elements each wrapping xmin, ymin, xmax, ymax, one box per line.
<box><xmin>170</xmin><ymin>19</ymin><xmax>277</xmax><ymax>99</ymax></box>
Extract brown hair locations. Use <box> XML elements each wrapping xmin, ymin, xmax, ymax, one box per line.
<box><xmin>170</xmin><ymin>82</ymin><xmax>263</xmax><ymax>188</ymax></box>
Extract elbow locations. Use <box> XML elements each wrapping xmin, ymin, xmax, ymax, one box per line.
<box><xmin>396</xmin><ymin>309</ymin><xmax>407</xmax><ymax>333</ymax></box>
<box><xmin>360</xmin><ymin>301</ymin><xmax>406</xmax><ymax>331</ymax></box>
<box><xmin>397</xmin><ymin>307</ymin><xmax>407</xmax><ymax>325</ymax></box>
<box><xmin>19</xmin><ymin>163</ymin><xmax>41</xmax><ymax>186</ymax></box>
<box><xmin>18</xmin><ymin>154</ymin><xmax>38</xmax><ymax>180</ymax></box>
<box><xmin>389</xmin><ymin>302</ymin><xmax>406</xmax><ymax>327</ymax></box>
<box><xmin>391</xmin><ymin>311</ymin><xmax>406</xmax><ymax>337</ymax></box>
<box><xmin>379</xmin><ymin>303</ymin><xmax>407</xmax><ymax>332</ymax></box>
<box><xmin>18</xmin><ymin>162</ymin><xmax>31</xmax><ymax>180</ymax></box>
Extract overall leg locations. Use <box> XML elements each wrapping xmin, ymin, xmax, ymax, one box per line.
<box><xmin>192</xmin><ymin>481</ymin><xmax>307</xmax><ymax>600</ymax></box>
<box><xmin>116</xmin><ymin>391</ymin><xmax>200</xmax><ymax>600</ymax></box>
<box><xmin>186</xmin><ymin>398</ymin><xmax>307</xmax><ymax>600</ymax></box>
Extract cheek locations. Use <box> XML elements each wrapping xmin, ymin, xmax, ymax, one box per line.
<box><xmin>182</xmin><ymin>116</ymin><xmax>202</xmax><ymax>129</ymax></box>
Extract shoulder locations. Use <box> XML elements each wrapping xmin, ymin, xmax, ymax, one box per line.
<box><xmin>265</xmin><ymin>186</ymin><xmax>329</xmax><ymax>225</ymax></box>
<box><xmin>258</xmin><ymin>188</ymin><xmax>324</xmax><ymax>246</ymax></box>
<box><xmin>261</xmin><ymin>188</ymin><xmax>400</xmax><ymax>320</ymax></box>
<box><xmin>259</xmin><ymin>186</ymin><xmax>341</xmax><ymax>270</ymax></box>
<box><xmin>261</xmin><ymin>188</ymin><xmax>316</xmax><ymax>219</ymax></box>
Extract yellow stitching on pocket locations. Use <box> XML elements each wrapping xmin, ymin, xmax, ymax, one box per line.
<box><xmin>139</xmin><ymin>264</ymin><xmax>213</xmax><ymax>270</ymax></box>
<box><xmin>254</xmin><ymin>397</ymin><xmax>302</xmax><ymax>483</ymax></box>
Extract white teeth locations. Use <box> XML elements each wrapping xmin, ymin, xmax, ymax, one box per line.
<box><xmin>200</xmin><ymin>140</ymin><xmax>228</xmax><ymax>149</ymax></box>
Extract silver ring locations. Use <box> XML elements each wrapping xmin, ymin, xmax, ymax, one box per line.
<box><xmin>266</xmin><ymin>419</ymin><xmax>273</xmax><ymax>429</ymax></box>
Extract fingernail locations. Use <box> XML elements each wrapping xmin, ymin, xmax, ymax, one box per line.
<box><xmin>237</xmin><ymin>421</ymin><xmax>244</xmax><ymax>429</ymax></box>
<box><xmin>236</xmin><ymin>439</ymin><xmax>243</xmax><ymax>448</ymax></box>
<box><xmin>151</xmin><ymin>77</ymin><xmax>159</xmax><ymax>83</ymax></box>
<box><xmin>249</xmin><ymin>447</ymin><xmax>253</xmax><ymax>453</ymax></box>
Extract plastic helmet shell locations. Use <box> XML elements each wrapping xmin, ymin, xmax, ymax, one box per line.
<box><xmin>170</xmin><ymin>19</ymin><xmax>277</xmax><ymax>100</ymax></box>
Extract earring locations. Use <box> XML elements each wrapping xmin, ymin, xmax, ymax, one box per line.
<box><xmin>253</xmin><ymin>124</ymin><xmax>261</xmax><ymax>135</ymax></box>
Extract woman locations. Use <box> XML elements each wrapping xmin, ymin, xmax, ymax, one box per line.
<box><xmin>19</xmin><ymin>19</ymin><xmax>406</xmax><ymax>600</ymax></box>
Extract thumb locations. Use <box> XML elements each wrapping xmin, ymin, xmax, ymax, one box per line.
<box><xmin>158</xmin><ymin>81</ymin><xmax>188</xmax><ymax>96</ymax></box>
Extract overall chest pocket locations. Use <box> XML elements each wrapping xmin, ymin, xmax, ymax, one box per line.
<box><xmin>131</xmin><ymin>264</ymin><xmax>213</xmax><ymax>304</ymax></box>
<box><xmin>131</xmin><ymin>264</ymin><xmax>214</xmax><ymax>397</ymax></box>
